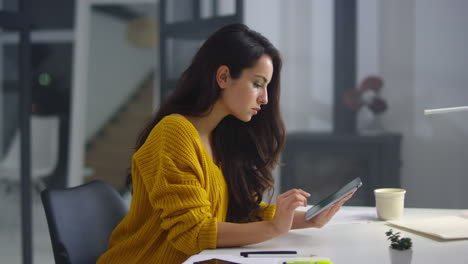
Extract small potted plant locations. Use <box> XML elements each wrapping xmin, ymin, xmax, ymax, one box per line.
<box><xmin>386</xmin><ymin>229</ymin><xmax>413</xmax><ymax>264</ymax></box>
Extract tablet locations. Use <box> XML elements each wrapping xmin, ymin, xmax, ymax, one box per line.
<box><xmin>304</xmin><ymin>177</ymin><xmax>362</xmax><ymax>221</ymax></box>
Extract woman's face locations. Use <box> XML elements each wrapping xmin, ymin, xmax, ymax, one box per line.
<box><xmin>219</xmin><ymin>55</ymin><xmax>274</xmax><ymax>122</ymax></box>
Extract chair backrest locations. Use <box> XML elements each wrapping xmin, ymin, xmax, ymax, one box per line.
<box><xmin>41</xmin><ymin>180</ymin><xmax>128</xmax><ymax>264</ymax></box>
<box><xmin>1</xmin><ymin>115</ymin><xmax>60</xmax><ymax>178</ymax></box>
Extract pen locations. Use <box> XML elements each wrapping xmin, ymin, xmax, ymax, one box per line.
<box><xmin>283</xmin><ymin>260</ymin><xmax>332</xmax><ymax>264</ymax></box>
<box><xmin>240</xmin><ymin>250</ymin><xmax>297</xmax><ymax>257</ymax></box>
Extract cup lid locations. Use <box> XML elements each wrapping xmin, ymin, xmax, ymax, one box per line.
<box><xmin>374</xmin><ymin>188</ymin><xmax>406</xmax><ymax>194</ymax></box>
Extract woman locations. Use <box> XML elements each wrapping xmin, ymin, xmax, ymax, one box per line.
<box><xmin>97</xmin><ymin>23</ymin><xmax>352</xmax><ymax>264</ymax></box>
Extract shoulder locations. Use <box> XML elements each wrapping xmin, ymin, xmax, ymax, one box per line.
<box><xmin>157</xmin><ymin>114</ymin><xmax>193</xmax><ymax>131</ymax></box>
<box><xmin>142</xmin><ymin>115</ymin><xmax>200</xmax><ymax>153</ymax></box>
<box><xmin>151</xmin><ymin>115</ymin><xmax>197</xmax><ymax>138</ymax></box>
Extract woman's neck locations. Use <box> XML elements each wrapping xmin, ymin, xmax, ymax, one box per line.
<box><xmin>186</xmin><ymin>101</ymin><xmax>227</xmax><ymax>138</ymax></box>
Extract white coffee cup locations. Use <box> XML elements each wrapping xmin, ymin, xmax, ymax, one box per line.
<box><xmin>374</xmin><ymin>188</ymin><xmax>406</xmax><ymax>221</ymax></box>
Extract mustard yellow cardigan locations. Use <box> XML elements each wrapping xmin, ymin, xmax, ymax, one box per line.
<box><xmin>97</xmin><ymin>115</ymin><xmax>276</xmax><ymax>264</ymax></box>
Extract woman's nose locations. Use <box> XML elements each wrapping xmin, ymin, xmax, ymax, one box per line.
<box><xmin>258</xmin><ymin>87</ymin><xmax>268</xmax><ymax>105</ymax></box>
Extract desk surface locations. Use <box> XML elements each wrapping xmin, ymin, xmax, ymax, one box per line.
<box><xmin>184</xmin><ymin>206</ymin><xmax>468</xmax><ymax>264</ymax></box>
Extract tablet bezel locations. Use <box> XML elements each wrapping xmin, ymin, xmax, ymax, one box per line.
<box><xmin>304</xmin><ymin>177</ymin><xmax>362</xmax><ymax>221</ymax></box>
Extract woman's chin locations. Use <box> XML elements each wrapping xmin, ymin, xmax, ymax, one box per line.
<box><xmin>234</xmin><ymin>114</ymin><xmax>253</xmax><ymax>122</ymax></box>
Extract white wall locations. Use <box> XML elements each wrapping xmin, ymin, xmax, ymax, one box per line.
<box><xmin>359</xmin><ymin>0</ymin><xmax>468</xmax><ymax>209</ymax></box>
<box><xmin>248</xmin><ymin>0</ymin><xmax>468</xmax><ymax>209</ymax></box>
<box><xmin>245</xmin><ymin>0</ymin><xmax>334</xmax><ymax>200</ymax></box>
<box><xmin>0</xmin><ymin>44</ymin><xmax>3</xmax><ymax>156</ymax></box>
<box><xmin>245</xmin><ymin>0</ymin><xmax>334</xmax><ymax>133</ymax></box>
<box><xmin>86</xmin><ymin>11</ymin><xmax>156</xmax><ymax>140</ymax></box>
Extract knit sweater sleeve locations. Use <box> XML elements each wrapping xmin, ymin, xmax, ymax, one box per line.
<box><xmin>258</xmin><ymin>201</ymin><xmax>276</xmax><ymax>221</ymax></box>
<box><xmin>135</xmin><ymin>118</ymin><xmax>217</xmax><ymax>255</ymax></box>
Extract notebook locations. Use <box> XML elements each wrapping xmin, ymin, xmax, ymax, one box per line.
<box><xmin>388</xmin><ymin>213</ymin><xmax>468</xmax><ymax>240</ymax></box>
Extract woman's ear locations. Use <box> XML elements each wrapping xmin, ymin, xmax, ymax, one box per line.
<box><xmin>216</xmin><ymin>65</ymin><xmax>230</xmax><ymax>89</ymax></box>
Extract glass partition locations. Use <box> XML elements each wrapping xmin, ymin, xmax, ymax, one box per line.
<box><xmin>165</xmin><ymin>0</ymin><xmax>194</xmax><ymax>23</ymax></box>
<box><xmin>165</xmin><ymin>37</ymin><xmax>203</xmax><ymax>80</ymax></box>
<box><xmin>356</xmin><ymin>0</ymin><xmax>468</xmax><ymax>209</ymax></box>
<box><xmin>83</xmin><ymin>2</ymin><xmax>158</xmax><ymax>191</ymax></box>
<box><xmin>243</xmin><ymin>0</ymin><xmax>467</xmax><ymax>210</ymax></box>
<box><xmin>200</xmin><ymin>0</ymin><xmax>214</xmax><ymax>19</ymax></box>
<box><xmin>0</xmin><ymin>27</ymin><xmax>21</xmax><ymax>264</ymax></box>
<box><xmin>217</xmin><ymin>0</ymin><xmax>235</xmax><ymax>16</ymax></box>
<box><xmin>0</xmin><ymin>0</ymin><xmax>18</xmax><ymax>12</ymax></box>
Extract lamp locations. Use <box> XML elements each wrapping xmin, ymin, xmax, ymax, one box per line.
<box><xmin>424</xmin><ymin>106</ymin><xmax>468</xmax><ymax>115</ymax></box>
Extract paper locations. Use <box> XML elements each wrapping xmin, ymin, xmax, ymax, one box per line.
<box><xmin>388</xmin><ymin>215</ymin><xmax>468</xmax><ymax>240</ymax></box>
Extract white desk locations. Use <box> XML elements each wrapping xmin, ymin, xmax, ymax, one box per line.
<box><xmin>184</xmin><ymin>206</ymin><xmax>468</xmax><ymax>264</ymax></box>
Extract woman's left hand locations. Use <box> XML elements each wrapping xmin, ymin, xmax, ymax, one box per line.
<box><xmin>306</xmin><ymin>192</ymin><xmax>354</xmax><ymax>228</ymax></box>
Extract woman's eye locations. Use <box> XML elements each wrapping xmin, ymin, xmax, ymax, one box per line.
<box><xmin>254</xmin><ymin>83</ymin><xmax>262</xmax><ymax>88</ymax></box>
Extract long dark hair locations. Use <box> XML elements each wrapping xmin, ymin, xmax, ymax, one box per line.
<box><xmin>129</xmin><ymin>23</ymin><xmax>285</xmax><ymax>223</ymax></box>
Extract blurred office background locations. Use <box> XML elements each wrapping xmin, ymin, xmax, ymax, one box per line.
<box><xmin>1</xmin><ymin>0</ymin><xmax>467</xmax><ymax>263</ymax></box>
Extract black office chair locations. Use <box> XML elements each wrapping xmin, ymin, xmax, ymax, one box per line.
<box><xmin>41</xmin><ymin>180</ymin><xmax>128</xmax><ymax>264</ymax></box>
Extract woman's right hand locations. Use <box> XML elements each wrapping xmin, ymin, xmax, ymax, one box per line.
<box><xmin>269</xmin><ymin>189</ymin><xmax>310</xmax><ymax>235</ymax></box>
